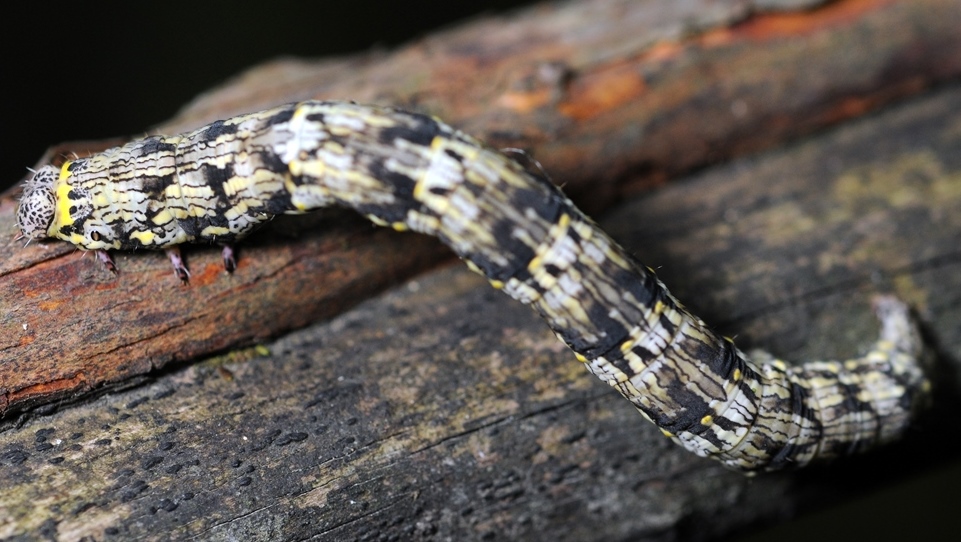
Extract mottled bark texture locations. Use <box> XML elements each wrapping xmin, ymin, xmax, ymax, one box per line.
<box><xmin>1</xmin><ymin>0</ymin><xmax>960</xmax><ymax>539</ymax></box>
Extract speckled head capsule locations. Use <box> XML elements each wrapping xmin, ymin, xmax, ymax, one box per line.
<box><xmin>16</xmin><ymin>165</ymin><xmax>59</xmax><ymax>241</ymax></box>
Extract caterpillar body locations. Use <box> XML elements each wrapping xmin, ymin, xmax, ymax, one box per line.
<box><xmin>17</xmin><ymin>100</ymin><xmax>929</xmax><ymax>472</ymax></box>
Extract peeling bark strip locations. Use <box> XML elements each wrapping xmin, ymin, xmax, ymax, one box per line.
<box><xmin>17</xmin><ymin>101</ymin><xmax>929</xmax><ymax>471</ymax></box>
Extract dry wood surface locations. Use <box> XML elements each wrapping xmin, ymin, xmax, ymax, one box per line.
<box><xmin>2</xmin><ymin>83</ymin><xmax>958</xmax><ymax>541</ymax></box>
<box><xmin>1</xmin><ymin>0</ymin><xmax>960</xmax><ymax>539</ymax></box>
<box><xmin>2</xmin><ymin>0</ymin><xmax>957</xmax><ymax>421</ymax></box>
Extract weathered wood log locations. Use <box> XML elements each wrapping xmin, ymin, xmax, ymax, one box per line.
<box><xmin>1</xmin><ymin>80</ymin><xmax>958</xmax><ymax>540</ymax></box>
<box><xmin>1</xmin><ymin>0</ymin><xmax>958</xmax><ymax>422</ymax></box>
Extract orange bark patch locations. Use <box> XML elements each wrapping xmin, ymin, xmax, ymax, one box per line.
<box><xmin>559</xmin><ymin>63</ymin><xmax>647</xmax><ymax>121</ymax></box>
<box><xmin>704</xmin><ymin>0</ymin><xmax>892</xmax><ymax>45</ymax></box>
<box><xmin>8</xmin><ymin>373</ymin><xmax>86</xmax><ymax>401</ymax></box>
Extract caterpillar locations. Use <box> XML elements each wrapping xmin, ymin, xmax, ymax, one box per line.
<box><xmin>16</xmin><ymin>100</ymin><xmax>929</xmax><ymax>472</ymax></box>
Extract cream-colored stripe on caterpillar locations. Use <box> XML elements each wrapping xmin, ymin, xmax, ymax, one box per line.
<box><xmin>17</xmin><ymin>101</ymin><xmax>930</xmax><ymax>472</ymax></box>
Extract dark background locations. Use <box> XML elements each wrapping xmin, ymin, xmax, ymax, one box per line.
<box><xmin>2</xmin><ymin>2</ymin><xmax>956</xmax><ymax>540</ymax></box>
<box><xmin>0</xmin><ymin>0</ymin><xmax>533</xmax><ymax>191</ymax></box>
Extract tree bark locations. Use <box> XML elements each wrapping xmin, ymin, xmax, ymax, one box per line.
<box><xmin>1</xmin><ymin>1</ymin><xmax>960</xmax><ymax>538</ymax></box>
<box><xmin>2</xmin><ymin>80</ymin><xmax>959</xmax><ymax>542</ymax></box>
<box><xmin>2</xmin><ymin>0</ymin><xmax>958</xmax><ymax>421</ymax></box>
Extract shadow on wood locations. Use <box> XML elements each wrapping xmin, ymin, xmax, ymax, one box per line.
<box><xmin>1</xmin><ymin>81</ymin><xmax>959</xmax><ymax>540</ymax></box>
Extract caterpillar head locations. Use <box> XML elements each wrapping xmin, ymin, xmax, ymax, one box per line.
<box><xmin>17</xmin><ymin>166</ymin><xmax>59</xmax><ymax>241</ymax></box>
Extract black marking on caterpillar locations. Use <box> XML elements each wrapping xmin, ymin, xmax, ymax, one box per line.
<box><xmin>16</xmin><ymin>100</ymin><xmax>930</xmax><ymax>472</ymax></box>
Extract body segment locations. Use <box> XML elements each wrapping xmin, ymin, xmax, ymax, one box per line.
<box><xmin>17</xmin><ymin>101</ymin><xmax>929</xmax><ymax>471</ymax></box>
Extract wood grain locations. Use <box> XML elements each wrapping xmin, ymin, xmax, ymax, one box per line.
<box><xmin>1</xmin><ymin>0</ymin><xmax>959</xmax><ymax>444</ymax></box>
<box><xmin>1</xmin><ymin>84</ymin><xmax>958</xmax><ymax>540</ymax></box>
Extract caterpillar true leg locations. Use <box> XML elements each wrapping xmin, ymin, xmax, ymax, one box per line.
<box><xmin>15</xmin><ymin>100</ymin><xmax>930</xmax><ymax>472</ymax></box>
<box><xmin>94</xmin><ymin>250</ymin><xmax>118</xmax><ymax>275</ymax></box>
<box><xmin>164</xmin><ymin>246</ymin><xmax>191</xmax><ymax>282</ymax></box>
<box><xmin>222</xmin><ymin>244</ymin><xmax>238</xmax><ymax>273</ymax></box>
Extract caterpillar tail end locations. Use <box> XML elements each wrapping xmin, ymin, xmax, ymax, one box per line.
<box><xmin>866</xmin><ymin>294</ymin><xmax>933</xmax><ymax>442</ymax></box>
<box><xmin>873</xmin><ymin>293</ymin><xmax>933</xmax><ymax>400</ymax></box>
<box><xmin>872</xmin><ymin>294</ymin><xmax>924</xmax><ymax>361</ymax></box>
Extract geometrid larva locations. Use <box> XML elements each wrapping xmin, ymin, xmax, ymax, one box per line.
<box><xmin>17</xmin><ymin>100</ymin><xmax>930</xmax><ymax>472</ymax></box>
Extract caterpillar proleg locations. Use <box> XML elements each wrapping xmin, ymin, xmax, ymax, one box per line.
<box><xmin>17</xmin><ymin>100</ymin><xmax>929</xmax><ymax>472</ymax></box>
